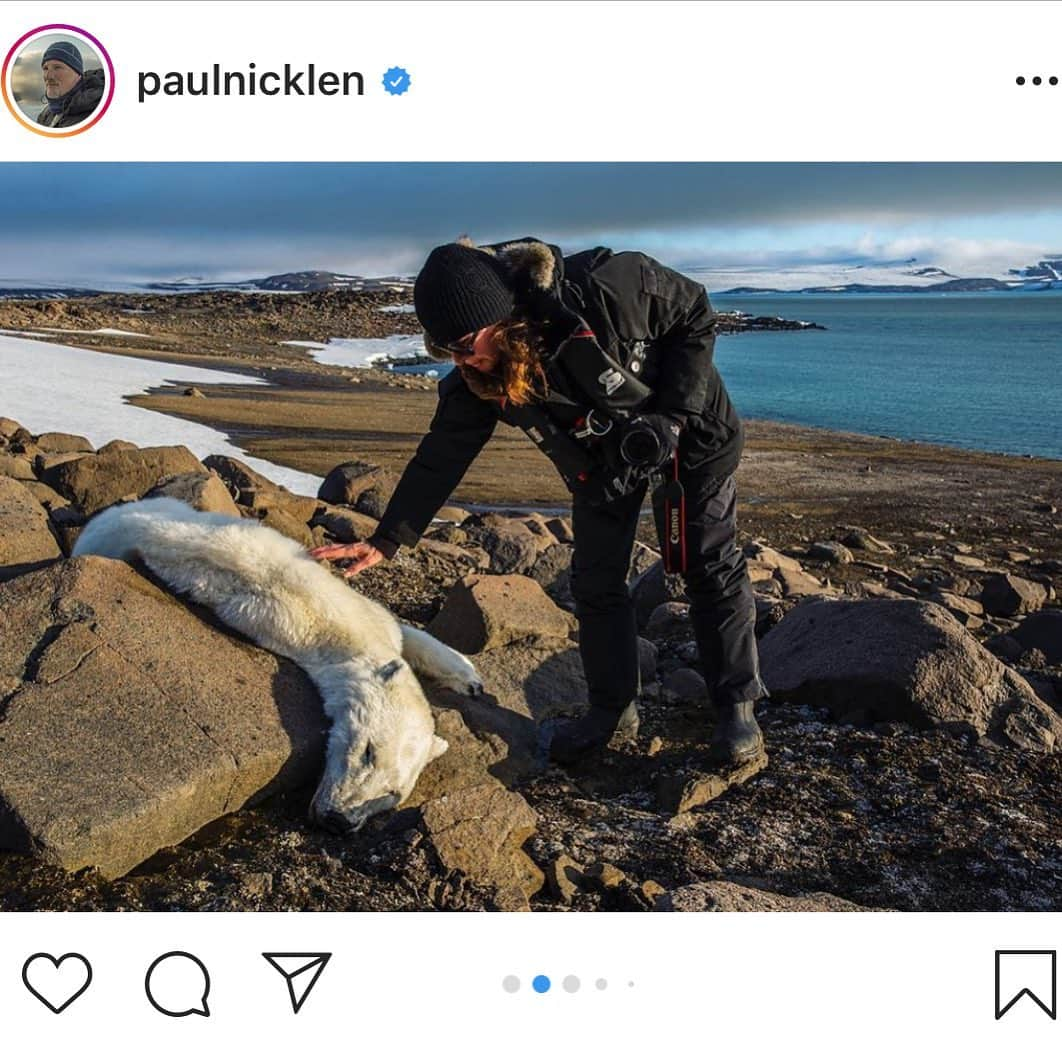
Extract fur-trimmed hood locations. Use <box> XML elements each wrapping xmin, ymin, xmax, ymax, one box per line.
<box><xmin>459</xmin><ymin>236</ymin><xmax>564</xmax><ymax>297</ymax></box>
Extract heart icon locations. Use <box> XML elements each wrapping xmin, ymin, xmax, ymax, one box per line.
<box><xmin>22</xmin><ymin>953</ymin><xmax>93</xmax><ymax>1013</ymax></box>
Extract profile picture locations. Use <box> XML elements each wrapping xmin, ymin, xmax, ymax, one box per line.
<box><xmin>3</xmin><ymin>27</ymin><xmax>112</xmax><ymax>133</ymax></box>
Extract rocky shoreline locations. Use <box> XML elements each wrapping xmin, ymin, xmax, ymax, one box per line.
<box><xmin>0</xmin><ymin>289</ymin><xmax>1059</xmax><ymax>912</ymax></box>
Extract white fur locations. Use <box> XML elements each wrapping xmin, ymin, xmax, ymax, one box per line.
<box><xmin>73</xmin><ymin>497</ymin><xmax>483</xmax><ymax>832</ymax></box>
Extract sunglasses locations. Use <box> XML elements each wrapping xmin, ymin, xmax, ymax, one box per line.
<box><xmin>424</xmin><ymin>329</ymin><xmax>482</xmax><ymax>362</ymax></box>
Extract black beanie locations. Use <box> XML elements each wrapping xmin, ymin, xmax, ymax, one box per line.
<box><xmin>414</xmin><ymin>243</ymin><xmax>515</xmax><ymax>345</ymax></box>
<box><xmin>42</xmin><ymin>41</ymin><xmax>84</xmax><ymax>76</ymax></box>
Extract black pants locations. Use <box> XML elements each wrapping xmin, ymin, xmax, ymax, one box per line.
<box><xmin>570</xmin><ymin>469</ymin><xmax>767</xmax><ymax>712</ymax></box>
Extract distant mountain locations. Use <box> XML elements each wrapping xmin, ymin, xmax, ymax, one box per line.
<box><xmin>1006</xmin><ymin>257</ymin><xmax>1062</xmax><ymax>289</ymax></box>
<box><xmin>0</xmin><ymin>271</ymin><xmax>415</xmax><ymax>300</ymax></box>
<box><xmin>718</xmin><ymin>277</ymin><xmax>1012</xmax><ymax>295</ymax></box>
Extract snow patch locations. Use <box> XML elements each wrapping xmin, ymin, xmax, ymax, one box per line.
<box><xmin>0</xmin><ymin>335</ymin><xmax>322</xmax><ymax>495</ymax></box>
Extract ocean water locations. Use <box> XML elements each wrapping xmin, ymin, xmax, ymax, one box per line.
<box><xmin>710</xmin><ymin>292</ymin><xmax>1062</xmax><ymax>459</ymax></box>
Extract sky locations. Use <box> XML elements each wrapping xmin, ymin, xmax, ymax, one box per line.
<box><xmin>2</xmin><ymin>163</ymin><xmax>1062</xmax><ymax>286</ymax></box>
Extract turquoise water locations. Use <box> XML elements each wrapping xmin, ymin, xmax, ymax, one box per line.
<box><xmin>397</xmin><ymin>292</ymin><xmax>1062</xmax><ymax>459</ymax></box>
<box><xmin>711</xmin><ymin>292</ymin><xmax>1061</xmax><ymax>459</ymax></box>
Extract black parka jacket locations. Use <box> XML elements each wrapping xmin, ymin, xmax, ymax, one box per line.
<box><xmin>370</xmin><ymin>237</ymin><xmax>743</xmax><ymax>555</ymax></box>
<box><xmin>35</xmin><ymin>68</ymin><xmax>106</xmax><ymax>128</ymax></box>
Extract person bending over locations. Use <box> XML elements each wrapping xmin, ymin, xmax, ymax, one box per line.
<box><xmin>312</xmin><ymin>237</ymin><xmax>767</xmax><ymax>766</ymax></box>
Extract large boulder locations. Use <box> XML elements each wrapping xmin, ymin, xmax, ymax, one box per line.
<box><xmin>317</xmin><ymin>461</ymin><xmax>398</xmax><ymax>519</ymax></box>
<box><xmin>461</xmin><ymin>513</ymin><xmax>542</xmax><ymax>575</ymax></box>
<box><xmin>759</xmin><ymin>598</ymin><xmax>1062</xmax><ymax>751</ymax></box>
<box><xmin>427</xmin><ymin>573</ymin><xmax>573</xmax><ymax>654</ymax></box>
<box><xmin>146</xmin><ymin>471</ymin><xmax>240</xmax><ymax>516</ymax></box>
<box><xmin>630</xmin><ymin>559</ymin><xmax>688</xmax><ymax>628</ymax></box>
<box><xmin>0</xmin><ymin>557</ymin><xmax>325</xmax><ymax>878</ymax></box>
<box><xmin>1011</xmin><ymin>610</ymin><xmax>1062</xmax><ymax>665</ymax></box>
<box><xmin>656</xmin><ymin>881</ymin><xmax>871</xmax><ymax>912</ymax></box>
<box><xmin>0</xmin><ymin>454</ymin><xmax>35</xmax><ymax>480</ymax></box>
<box><xmin>0</xmin><ymin>476</ymin><xmax>62</xmax><ymax>581</ymax></box>
<box><xmin>980</xmin><ymin>573</ymin><xmax>1049</xmax><ymax>618</ymax></box>
<box><xmin>34</xmin><ymin>432</ymin><xmax>94</xmax><ymax>455</ymax></box>
<box><xmin>40</xmin><ymin>445</ymin><xmax>207</xmax><ymax>515</ymax></box>
<box><xmin>312</xmin><ymin>503</ymin><xmax>379</xmax><ymax>543</ymax></box>
<box><xmin>419</xmin><ymin>783</ymin><xmax>543</xmax><ymax>910</ymax></box>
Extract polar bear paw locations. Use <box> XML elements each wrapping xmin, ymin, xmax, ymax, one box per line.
<box><xmin>436</xmin><ymin>654</ymin><xmax>485</xmax><ymax>697</ymax></box>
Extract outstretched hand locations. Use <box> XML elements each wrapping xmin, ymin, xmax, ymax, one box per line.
<box><xmin>309</xmin><ymin>541</ymin><xmax>386</xmax><ymax>580</ymax></box>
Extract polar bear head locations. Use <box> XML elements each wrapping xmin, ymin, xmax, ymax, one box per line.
<box><xmin>310</xmin><ymin>657</ymin><xmax>448</xmax><ymax>833</ymax></box>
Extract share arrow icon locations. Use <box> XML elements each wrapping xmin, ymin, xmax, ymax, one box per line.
<box><xmin>263</xmin><ymin>953</ymin><xmax>332</xmax><ymax>1014</ymax></box>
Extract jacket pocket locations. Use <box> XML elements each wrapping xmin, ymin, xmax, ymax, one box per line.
<box><xmin>680</xmin><ymin>411</ymin><xmax>736</xmax><ymax>470</ymax></box>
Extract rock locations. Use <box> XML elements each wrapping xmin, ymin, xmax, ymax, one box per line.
<box><xmin>34</xmin><ymin>432</ymin><xmax>94</xmax><ymax>454</ymax></box>
<box><xmin>0</xmin><ymin>557</ymin><xmax>325</xmax><ymax>878</ymax></box>
<box><xmin>312</xmin><ymin>504</ymin><xmax>379</xmax><ymax>543</ymax></box>
<box><xmin>631</xmin><ymin>560</ymin><xmax>688</xmax><ymax>628</ymax></box>
<box><xmin>20</xmin><ymin>480</ymin><xmax>73</xmax><ymax>512</ymax></box>
<box><xmin>0</xmin><ymin>455</ymin><xmax>34</xmax><ymax>480</ymax></box>
<box><xmin>637</xmin><ymin>637</ymin><xmax>658</xmax><ymax>680</ymax></box>
<box><xmin>183</xmin><ymin>387</ymin><xmax>205</xmax><ymax>398</ymax></box>
<box><xmin>952</xmin><ymin>554</ymin><xmax>986</xmax><ymax>569</ymax></box>
<box><xmin>34</xmin><ymin>452</ymin><xmax>88</xmax><ymax>476</ymax></box>
<box><xmin>41</xmin><ymin>445</ymin><xmax>207</xmax><ymax>516</ymax></box>
<box><xmin>521</xmin><ymin>514</ymin><xmax>559</xmax><ymax>548</ymax></box>
<box><xmin>841</xmin><ymin>528</ymin><xmax>895</xmax><ymax>554</ymax></box>
<box><xmin>427</xmin><ymin>573</ymin><xmax>572</xmax><ymax>654</ymax></box>
<box><xmin>656</xmin><ymin>881</ymin><xmax>870</xmax><ymax>912</ymax></box>
<box><xmin>526</xmin><ymin>543</ymin><xmax>575</xmax><ymax>609</ymax></box>
<box><xmin>663</xmin><ymin>667</ymin><xmax>707</xmax><ymax>702</ymax></box>
<box><xmin>984</xmin><ymin>633</ymin><xmax>1024</xmax><ymax>663</ymax></box>
<box><xmin>202</xmin><ymin>454</ymin><xmax>278</xmax><ymax>495</ymax></box>
<box><xmin>545</xmin><ymin>855</ymin><xmax>587</xmax><ymax>904</ymax></box>
<box><xmin>259</xmin><ymin>508</ymin><xmax>315</xmax><ymax>549</ymax></box>
<box><xmin>471</xmin><ymin>637</ymin><xmax>587</xmax><ymax>734</ymax></box>
<box><xmin>744</xmin><ymin>541</ymin><xmax>803</xmax><ymax>572</ymax></box>
<box><xmin>97</xmin><ymin>439</ymin><xmax>138</xmax><ymax>455</ymax></box>
<box><xmin>980</xmin><ymin>573</ymin><xmax>1049</xmax><ymax>618</ymax></box>
<box><xmin>317</xmin><ymin>461</ymin><xmax>398</xmax><ymax>514</ymax></box>
<box><xmin>760</xmin><ymin>598</ymin><xmax>1062</xmax><ymax>750</ymax></box>
<box><xmin>0</xmin><ymin>417</ymin><xmax>24</xmax><ymax>438</ymax></box>
<box><xmin>318</xmin><ymin>458</ymin><xmax>399</xmax><ymax>503</ymax></box>
<box><xmin>856</xmin><ymin>581</ymin><xmax>908</xmax><ymax>601</ymax></box>
<box><xmin>0</xmin><ymin>477</ymin><xmax>62</xmax><ymax>581</ymax></box>
<box><xmin>419</xmin><ymin>783</ymin><xmax>542</xmax><ymax>909</ymax></box>
<box><xmin>657</xmin><ymin>750</ymin><xmax>769</xmax><ymax>814</ymax></box>
<box><xmin>808</xmin><ymin>541</ymin><xmax>854</xmax><ymax>565</ymax></box>
<box><xmin>240</xmin><ymin>487</ymin><xmax>321</xmax><ymax>525</ymax></box>
<box><xmin>146</xmin><ymin>472</ymin><xmax>241</xmax><ymax>516</ymax></box>
<box><xmin>646</xmin><ymin>601</ymin><xmax>690</xmax><ymax>637</ymax></box>
<box><xmin>583</xmin><ymin>861</ymin><xmax>627</xmax><ymax>890</ymax></box>
<box><xmin>746</xmin><ymin>562</ymin><xmax>778</xmax><ymax>584</ymax></box>
<box><xmin>776</xmin><ymin>568</ymin><xmax>823</xmax><ymax>597</ymax></box>
<box><xmin>545</xmin><ymin>516</ymin><xmax>574</xmax><ymax>543</ymax></box>
<box><xmin>929</xmin><ymin>590</ymin><xmax>984</xmax><ymax>620</ymax></box>
<box><xmin>436</xmin><ymin>505</ymin><xmax>470</xmax><ymax>523</ymax></box>
<box><xmin>462</xmin><ymin>514</ymin><xmax>542</xmax><ymax>574</ymax></box>
<box><xmin>1011</xmin><ymin>611</ymin><xmax>1062</xmax><ymax>665</ymax></box>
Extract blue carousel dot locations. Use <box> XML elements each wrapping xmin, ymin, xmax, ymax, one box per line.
<box><xmin>532</xmin><ymin>974</ymin><xmax>551</xmax><ymax>993</ymax></box>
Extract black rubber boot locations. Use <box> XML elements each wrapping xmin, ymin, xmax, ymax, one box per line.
<box><xmin>548</xmin><ymin>703</ymin><xmax>640</xmax><ymax>766</ymax></box>
<box><xmin>708</xmin><ymin>701</ymin><xmax>764</xmax><ymax>765</ymax></box>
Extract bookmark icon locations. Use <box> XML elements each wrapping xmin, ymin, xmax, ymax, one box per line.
<box><xmin>262</xmin><ymin>953</ymin><xmax>332</xmax><ymax>1015</ymax></box>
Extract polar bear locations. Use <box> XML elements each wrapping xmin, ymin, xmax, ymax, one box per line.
<box><xmin>72</xmin><ymin>497</ymin><xmax>483</xmax><ymax>833</ymax></box>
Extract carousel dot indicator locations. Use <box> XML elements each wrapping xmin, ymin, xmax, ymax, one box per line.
<box><xmin>562</xmin><ymin>975</ymin><xmax>581</xmax><ymax>993</ymax></box>
<box><xmin>502</xmin><ymin>975</ymin><xmax>520</xmax><ymax>993</ymax></box>
<box><xmin>532</xmin><ymin>974</ymin><xmax>551</xmax><ymax>994</ymax></box>
<box><xmin>596</xmin><ymin>978</ymin><xmax>608</xmax><ymax>990</ymax></box>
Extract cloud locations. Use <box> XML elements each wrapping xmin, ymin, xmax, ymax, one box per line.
<box><xmin>2</xmin><ymin>163</ymin><xmax>1062</xmax><ymax>283</ymax></box>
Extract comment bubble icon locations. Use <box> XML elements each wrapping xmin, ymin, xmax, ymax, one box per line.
<box><xmin>145</xmin><ymin>952</ymin><xmax>212</xmax><ymax>1018</ymax></box>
